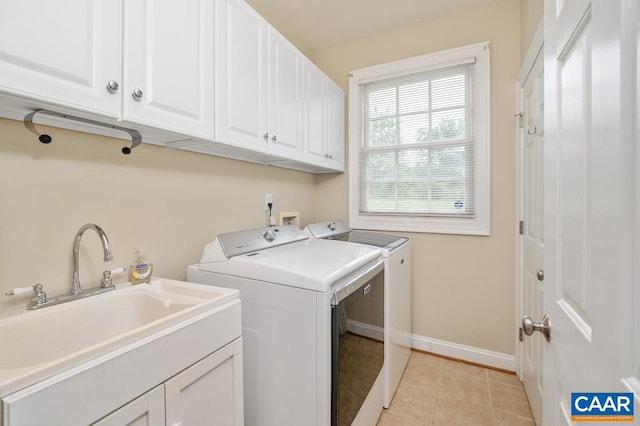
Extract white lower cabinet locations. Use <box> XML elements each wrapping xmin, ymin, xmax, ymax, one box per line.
<box><xmin>164</xmin><ymin>338</ymin><xmax>243</xmax><ymax>426</ymax></box>
<box><xmin>93</xmin><ymin>385</ymin><xmax>166</xmax><ymax>426</ymax></box>
<box><xmin>1</xmin><ymin>299</ymin><xmax>243</xmax><ymax>426</ymax></box>
<box><xmin>95</xmin><ymin>338</ymin><xmax>244</xmax><ymax>426</ymax></box>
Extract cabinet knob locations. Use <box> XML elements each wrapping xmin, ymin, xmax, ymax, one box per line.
<box><xmin>325</xmin><ymin>154</ymin><xmax>333</xmax><ymax>159</ymax></box>
<box><xmin>106</xmin><ymin>80</ymin><xmax>119</xmax><ymax>94</ymax></box>
<box><xmin>132</xmin><ymin>88</ymin><xmax>144</xmax><ymax>100</ymax></box>
<box><xmin>263</xmin><ymin>133</ymin><xmax>269</xmax><ymax>141</ymax></box>
<box><xmin>271</xmin><ymin>135</ymin><xmax>277</xmax><ymax>142</ymax></box>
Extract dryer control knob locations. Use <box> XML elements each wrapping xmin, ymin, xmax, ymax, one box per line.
<box><xmin>327</xmin><ymin>222</ymin><xmax>337</xmax><ymax>231</ymax></box>
<box><xmin>263</xmin><ymin>229</ymin><xmax>276</xmax><ymax>242</ymax></box>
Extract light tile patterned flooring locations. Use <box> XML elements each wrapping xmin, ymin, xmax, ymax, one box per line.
<box><xmin>377</xmin><ymin>351</ymin><xmax>536</xmax><ymax>426</ymax></box>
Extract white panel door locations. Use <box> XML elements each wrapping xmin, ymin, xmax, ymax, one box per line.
<box><xmin>0</xmin><ymin>0</ymin><xmax>121</xmax><ymax>117</ymax></box>
<box><xmin>123</xmin><ymin>0</ymin><xmax>214</xmax><ymax>140</ymax></box>
<box><xmin>302</xmin><ymin>58</ymin><xmax>328</xmax><ymax>165</ymax></box>
<box><xmin>325</xmin><ymin>79</ymin><xmax>346</xmax><ymax>171</ymax></box>
<box><xmin>267</xmin><ymin>27</ymin><xmax>302</xmax><ymax>160</ymax></box>
<box><xmin>165</xmin><ymin>338</ymin><xmax>244</xmax><ymax>426</ymax></box>
<box><xmin>544</xmin><ymin>0</ymin><xmax>640</xmax><ymax>424</ymax></box>
<box><xmin>518</xmin><ymin>39</ymin><xmax>545</xmax><ymax>425</ymax></box>
<box><xmin>214</xmin><ymin>0</ymin><xmax>268</xmax><ymax>152</ymax></box>
<box><xmin>93</xmin><ymin>385</ymin><xmax>165</xmax><ymax>426</ymax></box>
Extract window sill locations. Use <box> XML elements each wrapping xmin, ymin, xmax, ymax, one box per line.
<box><xmin>349</xmin><ymin>213</ymin><xmax>490</xmax><ymax>236</ymax></box>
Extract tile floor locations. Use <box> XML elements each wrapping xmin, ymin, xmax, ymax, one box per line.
<box><xmin>377</xmin><ymin>351</ymin><xmax>536</xmax><ymax>426</ymax></box>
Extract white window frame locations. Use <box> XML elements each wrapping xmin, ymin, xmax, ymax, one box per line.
<box><xmin>348</xmin><ymin>42</ymin><xmax>490</xmax><ymax>236</ymax></box>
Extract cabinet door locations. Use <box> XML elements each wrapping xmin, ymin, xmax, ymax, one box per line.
<box><xmin>92</xmin><ymin>385</ymin><xmax>165</xmax><ymax>426</ymax></box>
<box><xmin>0</xmin><ymin>0</ymin><xmax>121</xmax><ymax>117</ymax></box>
<box><xmin>267</xmin><ymin>27</ymin><xmax>302</xmax><ymax>160</ymax></box>
<box><xmin>325</xmin><ymin>79</ymin><xmax>345</xmax><ymax>171</ymax></box>
<box><xmin>302</xmin><ymin>59</ymin><xmax>327</xmax><ymax>165</ymax></box>
<box><xmin>123</xmin><ymin>0</ymin><xmax>214</xmax><ymax>140</ymax></box>
<box><xmin>215</xmin><ymin>0</ymin><xmax>268</xmax><ymax>152</ymax></box>
<box><xmin>165</xmin><ymin>338</ymin><xmax>244</xmax><ymax>426</ymax></box>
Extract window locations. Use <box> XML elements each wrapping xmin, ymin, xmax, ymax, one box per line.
<box><xmin>348</xmin><ymin>42</ymin><xmax>490</xmax><ymax>235</ymax></box>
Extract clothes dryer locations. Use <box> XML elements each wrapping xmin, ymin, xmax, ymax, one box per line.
<box><xmin>305</xmin><ymin>220</ymin><xmax>412</xmax><ymax>408</ymax></box>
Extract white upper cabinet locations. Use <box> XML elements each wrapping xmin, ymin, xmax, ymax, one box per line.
<box><xmin>123</xmin><ymin>0</ymin><xmax>215</xmax><ymax>141</ymax></box>
<box><xmin>0</xmin><ymin>0</ymin><xmax>343</xmax><ymax>172</ymax></box>
<box><xmin>0</xmin><ymin>0</ymin><xmax>214</xmax><ymax>141</ymax></box>
<box><xmin>267</xmin><ymin>28</ymin><xmax>303</xmax><ymax>160</ymax></box>
<box><xmin>325</xmin><ymin>79</ymin><xmax>345</xmax><ymax>170</ymax></box>
<box><xmin>214</xmin><ymin>0</ymin><xmax>303</xmax><ymax>160</ymax></box>
<box><xmin>302</xmin><ymin>59</ymin><xmax>345</xmax><ymax>171</ymax></box>
<box><xmin>214</xmin><ymin>0</ymin><xmax>268</xmax><ymax>152</ymax></box>
<box><xmin>0</xmin><ymin>0</ymin><xmax>121</xmax><ymax>117</ymax></box>
<box><xmin>303</xmin><ymin>60</ymin><xmax>327</xmax><ymax>164</ymax></box>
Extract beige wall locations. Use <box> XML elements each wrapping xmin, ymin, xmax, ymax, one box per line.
<box><xmin>0</xmin><ymin>118</ymin><xmax>316</xmax><ymax>311</ymax></box>
<box><xmin>313</xmin><ymin>0</ymin><xmax>521</xmax><ymax>355</ymax></box>
<box><xmin>520</xmin><ymin>0</ymin><xmax>543</xmax><ymax>61</ymax></box>
<box><xmin>1</xmin><ymin>0</ymin><xmax>526</xmax><ymax>358</ymax></box>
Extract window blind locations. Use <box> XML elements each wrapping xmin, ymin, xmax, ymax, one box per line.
<box><xmin>359</xmin><ymin>61</ymin><xmax>476</xmax><ymax>217</ymax></box>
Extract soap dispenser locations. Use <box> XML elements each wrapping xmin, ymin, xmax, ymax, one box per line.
<box><xmin>129</xmin><ymin>249</ymin><xmax>153</xmax><ymax>285</ymax></box>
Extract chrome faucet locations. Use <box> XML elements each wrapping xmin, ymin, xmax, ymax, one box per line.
<box><xmin>5</xmin><ymin>223</ymin><xmax>119</xmax><ymax>310</ymax></box>
<box><xmin>71</xmin><ymin>223</ymin><xmax>113</xmax><ymax>294</ymax></box>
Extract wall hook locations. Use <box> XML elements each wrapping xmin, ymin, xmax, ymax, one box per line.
<box><xmin>23</xmin><ymin>109</ymin><xmax>142</xmax><ymax>155</ymax></box>
<box><xmin>527</xmin><ymin>126</ymin><xmax>537</xmax><ymax>135</ymax></box>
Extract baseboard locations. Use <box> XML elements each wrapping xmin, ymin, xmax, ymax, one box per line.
<box><xmin>411</xmin><ymin>334</ymin><xmax>516</xmax><ymax>372</ymax></box>
<box><xmin>346</xmin><ymin>320</ymin><xmax>516</xmax><ymax>371</ymax></box>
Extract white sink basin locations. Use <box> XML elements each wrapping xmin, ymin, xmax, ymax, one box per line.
<box><xmin>0</xmin><ymin>278</ymin><xmax>238</xmax><ymax>398</ymax></box>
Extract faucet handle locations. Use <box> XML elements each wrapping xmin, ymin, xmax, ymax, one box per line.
<box><xmin>5</xmin><ymin>285</ymin><xmax>37</xmax><ymax>296</ymax></box>
<box><xmin>100</xmin><ymin>267</ymin><xmax>126</xmax><ymax>289</ymax></box>
<box><xmin>6</xmin><ymin>284</ymin><xmax>47</xmax><ymax>307</ymax></box>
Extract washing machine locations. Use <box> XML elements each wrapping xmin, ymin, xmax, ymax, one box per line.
<box><xmin>187</xmin><ymin>225</ymin><xmax>386</xmax><ymax>425</ymax></box>
<box><xmin>305</xmin><ymin>220</ymin><xmax>412</xmax><ymax>408</ymax></box>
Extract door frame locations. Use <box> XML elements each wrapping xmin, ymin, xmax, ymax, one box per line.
<box><xmin>515</xmin><ymin>20</ymin><xmax>544</xmax><ymax>380</ymax></box>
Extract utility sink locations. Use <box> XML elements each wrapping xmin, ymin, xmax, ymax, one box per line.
<box><xmin>0</xmin><ymin>278</ymin><xmax>238</xmax><ymax>398</ymax></box>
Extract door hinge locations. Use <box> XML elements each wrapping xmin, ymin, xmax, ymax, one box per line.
<box><xmin>519</xmin><ymin>221</ymin><xmax>525</xmax><ymax>235</ymax></box>
<box><xmin>515</xmin><ymin>112</ymin><xmax>524</xmax><ymax>129</ymax></box>
<box><xmin>519</xmin><ymin>327</ymin><xmax>524</xmax><ymax>342</ymax></box>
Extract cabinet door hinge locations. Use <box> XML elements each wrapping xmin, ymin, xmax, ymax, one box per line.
<box><xmin>519</xmin><ymin>327</ymin><xmax>524</xmax><ymax>342</ymax></box>
<box><xmin>515</xmin><ymin>112</ymin><xmax>524</xmax><ymax>129</ymax></box>
<box><xmin>519</xmin><ymin>221</ymin><xmax>525</xmax><ymax>235</ymax></box>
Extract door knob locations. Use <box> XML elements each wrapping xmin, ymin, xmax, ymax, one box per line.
<box><xmin>536</xmin><ymin>269</ymin><xmax>544</xmax><ymax>281</ymax></box>
<box><xmin>106</xmin><ymin>80</ymin><xmax>119</xmax><ymax>94</ymax></box>
<box><xmin>132</xmin><ymin>88</ymin><xmax>144</xmax><ymax>100</ymax></box>
<box><xmin>522</xmin><ymin>314</ymin><xmax>551</xmax><ymax>342</ymax></box>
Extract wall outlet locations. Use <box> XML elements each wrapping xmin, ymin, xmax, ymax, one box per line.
<box><xmin>264</xmin><ymin>193</ymin><xmax>273</xmax><ymax>210</ymax></box>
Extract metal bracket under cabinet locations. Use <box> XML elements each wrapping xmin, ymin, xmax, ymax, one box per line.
<box><xmin>23</xmin><ymin>109</ymin><xmax>142</xmax><ymax>155</ymax></box>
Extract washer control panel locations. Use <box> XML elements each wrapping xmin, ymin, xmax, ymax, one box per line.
<box><xmin>305</xmin><ymin>220</ymin><xmax>352</xmax><ymax>239</ymax></box>
<box><xmin>218</xmin><ymin>225</ymin><xmax>308</xmax><ymax>258</ymax></box>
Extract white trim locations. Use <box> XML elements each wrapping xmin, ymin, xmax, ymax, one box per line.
<box><xmin>346</xmin><ymin>319</ymin><xmax>515</xmax><ymax>371</ymax></box>
<box><xmin>348</xmin><ymin>42</ymin><xmax>491</xmax><ymax>236</ymax></box>
<box><xmin>411</xmin><ymin>333</ymin><xmax>516</xmax><ymax>372</ymax></box>
<box><xmin>518</xmin><ymin>20</ymin><xmax>544</xmax><ymax>83</ymax></box>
